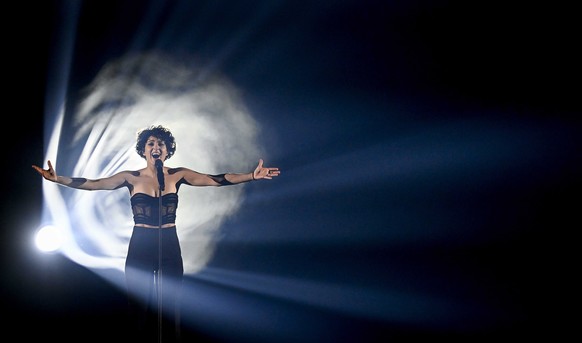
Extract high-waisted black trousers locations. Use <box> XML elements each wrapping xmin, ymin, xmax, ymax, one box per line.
<box><xmin>125</xmin><ymin>226</ymin><xmax>183</xmax><ymax>343</ymax></box>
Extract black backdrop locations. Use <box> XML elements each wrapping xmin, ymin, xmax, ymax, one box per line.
<box><xmin>3</xmin><ymin>1</ymin><xmax>580</xmax><ymax>342</ymax></box>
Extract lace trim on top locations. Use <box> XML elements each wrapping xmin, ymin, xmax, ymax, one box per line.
<box><xmin>130</xmin><ymin>193</ymin><xmax>178</xmax><ymax>226</ymax></box>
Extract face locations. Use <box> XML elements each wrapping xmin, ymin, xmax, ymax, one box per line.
<box><xmin>144</xmin><ymin>135</ymin><xmax>168</xmax><ymax>163</ymax></box>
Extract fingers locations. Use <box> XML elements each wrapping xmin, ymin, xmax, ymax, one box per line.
<box><xmin>254</xmin><ymin>159</ymin><xmax>281</xmax><ymax>180</ymax></box>
<box><xmin>32</xmin><ymin>160</ymin><xmax>55</xmax><ymax>180</ymax></box>
<box><xmin>264</xmin><ymin>167</ymin><xmax>280</xmax><ymax>179</ymax></box>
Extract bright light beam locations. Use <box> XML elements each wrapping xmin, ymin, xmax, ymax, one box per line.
<box><xmin>41</xmin><ymin>51</ymin><xmax>263</xmax><ymax>275</ymax></box>
<box><xmin>34</xmin><ymin>225</ymin><xmax>65</xmax><ymax>253</ymax></box>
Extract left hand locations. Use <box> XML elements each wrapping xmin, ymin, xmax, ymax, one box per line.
<box><xmin>253</xmin><ymin>159</ymin><xmax>280</xmax><ymax>180</ymax></box>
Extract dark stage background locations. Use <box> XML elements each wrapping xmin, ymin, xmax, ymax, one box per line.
<box><xmin>3</xmin><ymin>1</ymin><xmax>580</xmax><ymax>342</ymax></box>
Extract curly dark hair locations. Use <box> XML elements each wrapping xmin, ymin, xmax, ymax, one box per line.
<box><xmin>135</xmin><ymin>125</ymin><xmax>177</xmax><ymax>160</ymax></box>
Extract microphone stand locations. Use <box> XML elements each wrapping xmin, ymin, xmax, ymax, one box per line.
<box><xmin>156</xmin><ymin>165</ymin><xmax>164</xmax><ymax>343</ymax></box>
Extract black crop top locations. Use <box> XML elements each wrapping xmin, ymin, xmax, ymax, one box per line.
<box><xmin>131</xmin><ymin>193</ymin><xmax>178</xmax><ymax>226</ymax></box>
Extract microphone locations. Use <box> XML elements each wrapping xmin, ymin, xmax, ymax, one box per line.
<box><xmin>155</xmin><ymin>159</ymin><xmax>165</xmax><ymax>191</ymax></box>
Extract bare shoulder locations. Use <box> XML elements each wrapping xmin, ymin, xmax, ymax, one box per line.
<box><xmin>167</xmin><ymin>167</ymin><xmax>207</xmax><ymax>185</ymax></box>
<box><xmin>129</xmin><ymin>169</ymin><xmax>144</xmax><ymax>176</ymax></box>
<box><xmin>112</xmin><ymin>169</ymin><xmax>144</xmax><ymax>181</ymax></box>
<box><xmin>117</xmin><ymin>169</ymin><xmax>142</xmax><ymax>176</ymax></box>
<box><xmin>168</xmin><ymin>166</ymin><xmax>197</xmax><ymax>175</ymax></box>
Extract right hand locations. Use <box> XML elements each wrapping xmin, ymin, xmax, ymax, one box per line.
<box><xmin>32</xmin><ymin>160</ymin><xmax>57</xmax><ymax>182</ymax></box>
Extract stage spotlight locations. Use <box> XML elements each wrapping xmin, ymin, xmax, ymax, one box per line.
<box><xmin>40</xmin><ymin>51</ymin><xmax>261</xmax><ymax>273</ymax></box>
<box><xmin>35</xmin><ymin>225</ymin><xmax>64</xmax><ymax>253</ymax></box>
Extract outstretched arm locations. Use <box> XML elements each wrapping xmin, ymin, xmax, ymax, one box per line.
<box><xmin>32</xmin><ymin>160</ymin><xmax>129</xmax><ymax>191</ymax></box>
<box><xmin>182</xmin><ymin>158</ymin><xmax>281</xmax><ymax>186</ymax></box>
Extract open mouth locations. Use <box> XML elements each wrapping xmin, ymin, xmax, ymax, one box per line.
<box><xmin>152</xmin><ymin>153</ymin><xmax>160</xmax><ymax>159</ymax></box>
